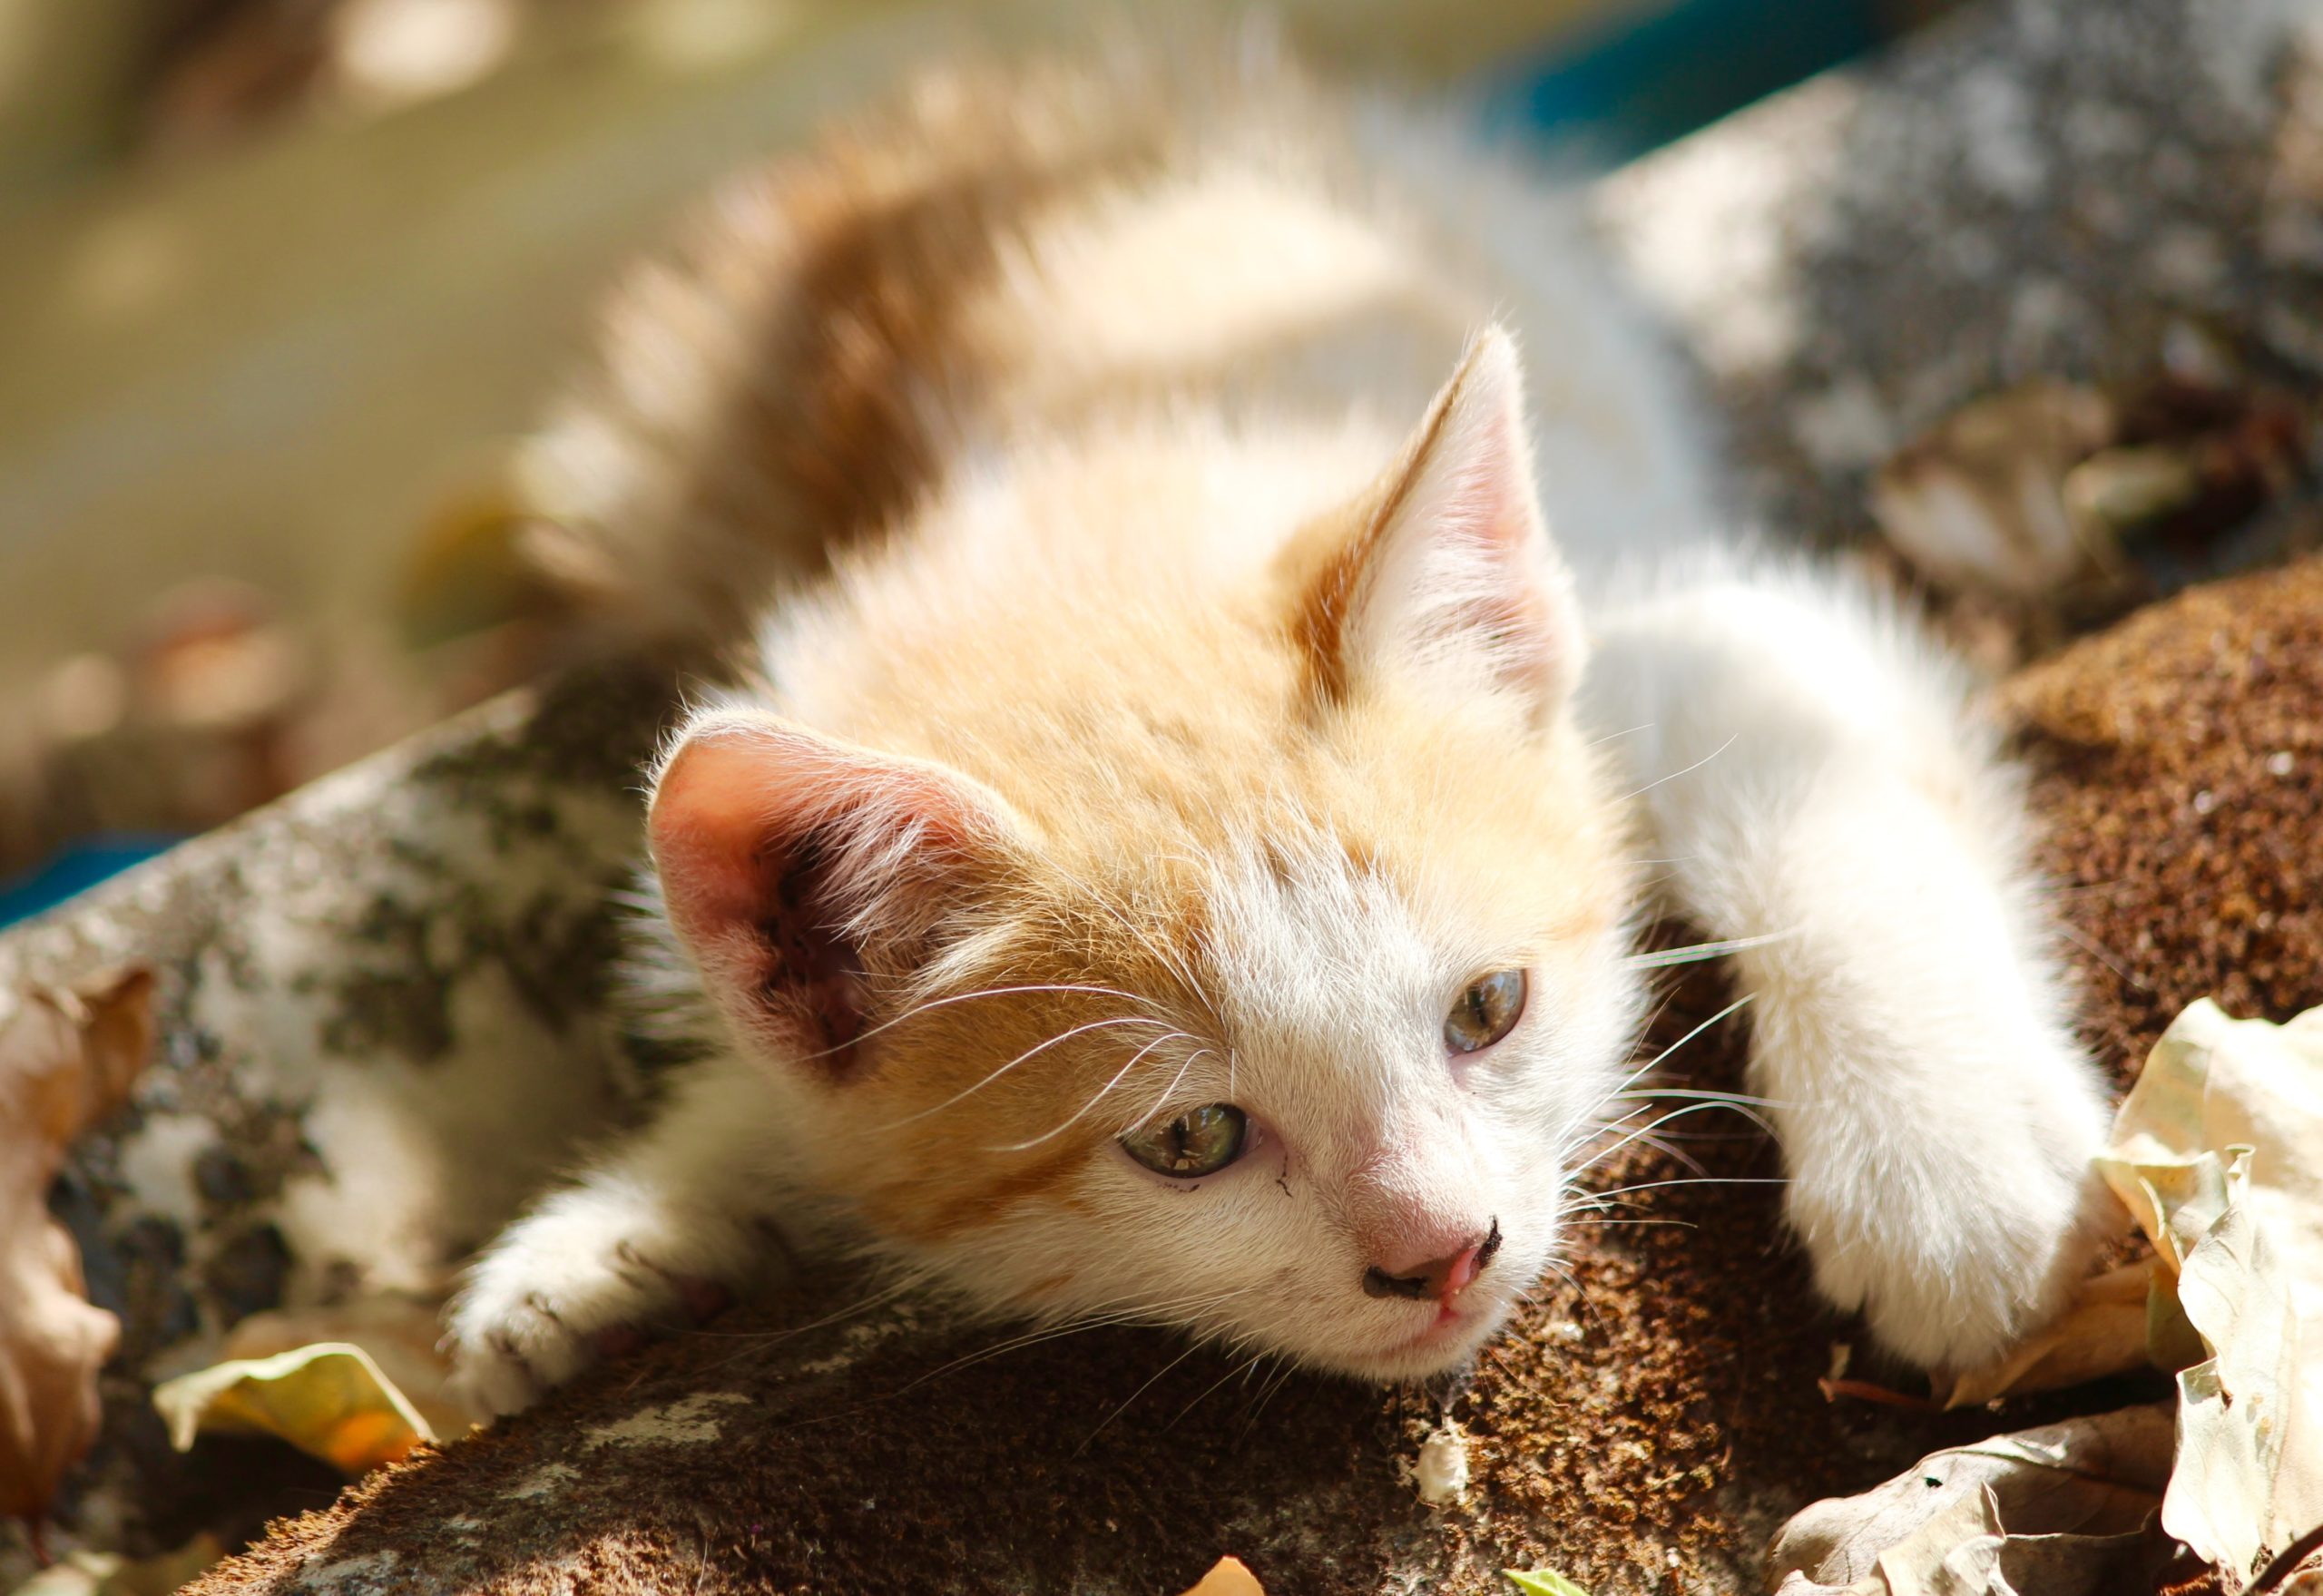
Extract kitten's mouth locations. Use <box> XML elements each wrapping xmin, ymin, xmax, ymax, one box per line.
<box><xmin>1386</xmin><ymin>1295</ymin><xmax>1501</xmax><ymax>1359</ymax></box>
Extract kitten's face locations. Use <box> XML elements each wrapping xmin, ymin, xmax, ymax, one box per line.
<box><xmin>832</xmin><ymin>736</ymin><xmax>1635</xmax><ymax>1380</ymax></box>
<box><xmin>651</xmin><ymin>328</ymin><xmax>1642</xmax><ymax>1378</ymax></box>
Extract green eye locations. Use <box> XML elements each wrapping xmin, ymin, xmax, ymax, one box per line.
<box><xmin>1446</xmin><ymin>969</ymin><xmax>1527</xmax><ymax>1053</ymax></box>
<box><xmin>1122</xmin><ymin>1104</ymin><xmax>1248</xmax><ymax>1178</ymax></box>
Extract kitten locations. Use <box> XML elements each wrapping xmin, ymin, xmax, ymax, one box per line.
<box><xmin>447</xmin><ymin>47</ymin><xmax>2112</xmax><ymax>1415</ymax></box>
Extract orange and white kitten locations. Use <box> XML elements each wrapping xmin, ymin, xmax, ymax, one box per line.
<box><xmin>447</xmin><ymin>51</ymin><xmax>2112</xmax><ymax>1415</ymax></box>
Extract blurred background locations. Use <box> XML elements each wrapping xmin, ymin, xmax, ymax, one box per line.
<box><xmin>0</xmin><ymin>0</ymin><xmax>1961</xmax><ymax>924</ymax></box>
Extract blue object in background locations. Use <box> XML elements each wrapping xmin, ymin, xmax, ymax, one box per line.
<box><xmin>0</xmin><ymin>837</ymin><xmax>179</xmax><ymax>928</ymax></box>
<box><xmin>1491</xmin><ymin>0</ymin><xmax>1892</xmax><ymax>163</ymax></box>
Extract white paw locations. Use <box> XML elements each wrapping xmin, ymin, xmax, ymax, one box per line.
<box><xmin>445</xmin><ymin>1185</ymin><xmax>752</xmax><ymax>1415</ymax></box>
<box><xmin>1779</xmin><ymin>1028</ymin><xmax>2114</xmax><ymax>1373</ymax></box>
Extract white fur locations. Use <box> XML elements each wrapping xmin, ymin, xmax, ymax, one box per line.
<box><xmin>1580</xmin><ymin>556</ymin><xmax>2112</xmax><ymax>1367</ymax></box>
<box><xmin>448</xmin><ymin>1064</ymin><xmax>809</xmax><ymax>1414</ymax></box>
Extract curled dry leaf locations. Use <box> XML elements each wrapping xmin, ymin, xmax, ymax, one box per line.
<box><xmin>0</xmin><ymin>968</ymin><xmax>154</xmax><ymax>1529</ymax></box>
<box><xmin>2095</xmin><ymin>1000</ymin><xmax>2323</xmax><ymax>1576</ymax></box>
<box><xmin>204</xmin><ymin>1296</ymin><xmax>480</xmax><ymax>1438</ymax></box>
<box><xmin>1779</xmin><ymin>997</ymin><xmax>2323</xmax><ymax>1594</ymax></box>
<box><xmin>1937</xmin><ymin>1260</ymin><xmax>2151</xmax><ymax>1409</ymax></box>
<box><xmin>1871</xmin><ymin>376</ymin><xmax>2307</xmax><ymax>610</ymax></box>
<box><xmin>1768</xmin><ymin>1404</ymin><xmax>2173</xmax><ymax>1596</ymax></box>
<box><xmin>152</xmin><ymin>1342</ymin><xmax>436</xmax><ymax>1475</ymax></box>
<box><xmin>1870</xmin><ymin>380</ymin><xmax>2123</xmax><ymax>602</ymax></box>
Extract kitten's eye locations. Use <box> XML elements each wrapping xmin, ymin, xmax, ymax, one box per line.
<box><xmin>1121</xmin><ymin>1104</ymin><xmax>1248</xmax><ymax>1178</ymax></box>
<box><xmin>1446</xmin><ymin>969</ymin><xmax>1527</xmax><ymax>1053</ymax></box>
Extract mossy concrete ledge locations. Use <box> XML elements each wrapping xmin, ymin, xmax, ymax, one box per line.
<box><xmin>12</xmin><ymin>0</ymin><xmax>2323</xmax><ymax>1587</ymax></box>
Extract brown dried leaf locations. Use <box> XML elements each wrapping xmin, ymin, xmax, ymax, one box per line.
<box><xmin>1768</xmin><ymin>1405</ymin><xmax>2171</xmax><ymax>1594</ymax></box>
<box><xmin>1937</xmin><ymin>1260</ymin><xmax>2154</xmax><ymax>1408</ymax></box>
<box><xmin>0</xmin><ymin>968</ymin><xmax>154</xmax><ymax>1525</ymax></box>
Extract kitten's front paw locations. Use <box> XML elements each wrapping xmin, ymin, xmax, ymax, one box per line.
<box><xmin>1783</xmin><ymin>1032</ymin><xmax>2114</xmax><ymax>1374</ymax></box>
<box><xmin>445</xmin><ymin>1191</ymin><xmax>749</xmax><ymax>1415</ymax></box>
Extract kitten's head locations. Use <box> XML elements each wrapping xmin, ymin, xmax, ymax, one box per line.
<box><xmin>648</xmin><ymin>328</ymin><xmax>1642</xmax><ymax>1378</ymax></box>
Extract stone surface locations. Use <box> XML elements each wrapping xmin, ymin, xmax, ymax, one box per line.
<box><xmin>171</xmin><ymin>550</ymin><xmax>2323</xmax><ymax>1596</ymax></box>
<box><xmin>1600</xmin><ymin>0</ymin><xmax>2323</xmax><ymax>557</ymax></box>
<box><xmin>3</xmin><ymin>662</ymin><xmax>676</xmax><ymax>1577</ymax></box>
<box><xmin>12</xmin><ymin>0</ymin><xmax>2323</xmax><ymax>1588</ymax></box>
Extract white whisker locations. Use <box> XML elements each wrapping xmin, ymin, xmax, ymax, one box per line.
<box><xmin>883</xmin><ymin>1013</ymin><xmax>1173</xmax><ymax>1128</ymax></box>
<box><xmin>792</xmin><ymin>982</ymin><xmax>1164</xmax><ymax>1064</ymax></box>
<box><xmin>1620</xmin><ymin>731</ymin><xmax>1738</xmax><ymax>803</ymax></box>
<box><xmin>991</xmin><ymin>1030</ymin><xmax>1193</xmax><ymax>1151</ymax></box>
<box><xmin>1624</xmin><ymin>928</ymin><xmax>1799</xmax><ymax>969</ymax></box>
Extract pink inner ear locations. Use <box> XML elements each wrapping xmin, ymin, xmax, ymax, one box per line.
<box><xmin>651</xmin><ymin>722</ymin><xmax>992</xmax><ymax>1077</ymax></box>
<box><xmin>1338</xmin><ymin>326</ymin><xmax>1577</xmax><ymax>715</ymax></box>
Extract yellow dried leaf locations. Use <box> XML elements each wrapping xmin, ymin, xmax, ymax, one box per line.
<box><xmin>0</xmin><ymin>969</ymin><xmax>153</xmax><ymax>1527</ymax></box>
<box><xmin>214</xmin><ymin>1297</ymin><xmax>481</xmax><ymax>1437</ymax></box>
<box><xmin>152</xmin><ymin>1342</ymin><xmax>436</xmax><ymax>1474</ymax></box>
<box><xmin>1176</xmin><ymin>1555</ymin><xmax>1265</xmax><ymax>1596</ymax></box>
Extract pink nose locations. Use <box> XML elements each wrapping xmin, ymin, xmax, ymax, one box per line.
<box><xmin>1362</xmin><ymin>1219</ymin><xmax>1502</xmax><ymax>1305</ymax></box>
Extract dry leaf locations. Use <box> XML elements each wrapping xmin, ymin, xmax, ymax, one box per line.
<box><xmin>2094</xmin><ymin>1000</ymin><xmax>2323</xmax><ymax>1575</ymax></box>
<box><xmin>152</xmin><ymin>1342</ymin><xmax>436</xmax><ymax>1474</ymax></box>
<box><xmin>1768</xmin><ymin>1404</ymin><xmax>2172</xmax><ymax>1595</ymax></box>
<box><xmin>1779</xmin><ymin>996</ymin><xmax>2323</xmax><ymax>1591</ymax></box>
<box><xmin>1175</xmin><ymin>1555</ymin><xmax>1264</xmax><ymax>1596</ymax></box>
<box><xmin>1938</xmin><ymin>1260</ymin><xmax>2152</xmax><ymax>1408</ymax></box>
<box><xmin>1869</xmin><ymin>381</ymin><xmax>2122</xmax><ymax>601</ymax></box>
<box><xmin>0</xmin><ymin>969</ymin><xmax>154</xmax><ymax>1529</ymax></box>
<box><xmin>207</xmin><ymin>1297</ymin><xmax>479</xmax><ymax>1438</ymax></box>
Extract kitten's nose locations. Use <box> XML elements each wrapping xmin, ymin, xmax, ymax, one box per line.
<box><xmin>1362</xmin><ymin>1218</ymin><xmax>1502</xmax><ymax>1305</ymax></box>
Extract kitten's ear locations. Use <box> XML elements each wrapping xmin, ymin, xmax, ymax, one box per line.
<box><xmin>1296</xmin><ymin>325</ymin><xmax>1582</xmax><ymax>723</ymax></box>
<box><xmin>649</xmin><ymin>710</ymin><xmax>1021</xmax><ymax>1076</ymax></box>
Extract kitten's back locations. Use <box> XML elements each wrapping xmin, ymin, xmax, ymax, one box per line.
<box><xmin>517</xmin><ymin>43</ymin><xmax>1722</xmax><ymax>651</ymax></box>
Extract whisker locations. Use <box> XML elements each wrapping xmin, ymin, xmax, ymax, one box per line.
<box><xmin>1075</xmin><ymin>1339</ymin><xmax>1209</xmax><ymax>1454</ymax></box>
<box><xmin>1562</xmin><ymin>993</ymin><xmax>1757</xmax><ymax>1155</ymax></box>
<box><xmin>2055</xmin><ymin>922</ymin><xmax>2153</xmax><ymax>991</ymax></box>
<box><xmin>1624</xmin><ymin>929</ymin><xmax>1799</xmax><ymax>970</ymax></box>
<box><xmin>989</xmin><ymin>1030</ymin><xmax>1194</xmax><ymax>1151</ymax></box>
<box><xmin>1571</xmin><ymin>1099</ymin><xmax>1764</xmax><ymax>1180</ymax></box>
<box><xmin>1133</xmin><ymin>1045</ymin><xmax>1201</xmax><ymax>1129</ymax></box>
<box><xmin>792</xmin><ymin>982</ymin><xmax>1163</xmax><ymax>1064</ymax></box>
<box><xmin>883</xmin><ymin>1014</ymin><xmax>1172</xmax><ymax>1129</ymax></box>
<box><xmin>1620</xmin><ymin>732</ymin><xmax>1739</xmax><ymax>804</ymax></box>
<box><xmin>1614</xmin><ymin>1086</ymin><xmax>1788</xmax><ymax>1108</ymax></box>
<box><xmin>1168</xmin><ymin>1347</ymin><xmax>1270</xmax><ymax>1429</ymax></box>
<box><xmin>1580</xmin><ymin>1174</ymin><xmax>1789</xmax><ymax>1201</ymax></box>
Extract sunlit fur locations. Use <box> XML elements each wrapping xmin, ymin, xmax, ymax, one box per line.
<box><xmin>447</xmin><ymin>44</ymin><xmax>2111</xmax><ymax>1416</ymax></box>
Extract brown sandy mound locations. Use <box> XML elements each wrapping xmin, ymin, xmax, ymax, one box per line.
<box><xmin>188</xmin><ymin>559</ymin><xmax>2323</xmax><ymax>1596</ymax></box>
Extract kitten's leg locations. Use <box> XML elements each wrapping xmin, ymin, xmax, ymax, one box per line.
<box><xmin>1581</xmin><ymin>558</ymin><xmax>2114</xmax><ymax>1370</ymax></box>
<box><xmin>445</xmin><ymin>1061</ymin><xmax>794</xmax><ymax>1415</ymax></box>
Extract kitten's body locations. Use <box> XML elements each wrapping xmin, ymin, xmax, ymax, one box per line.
<box><xmin>451</xmin><ymin>49</ymin><xmax>2111</xmax><ymax>1415</ymax></box>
